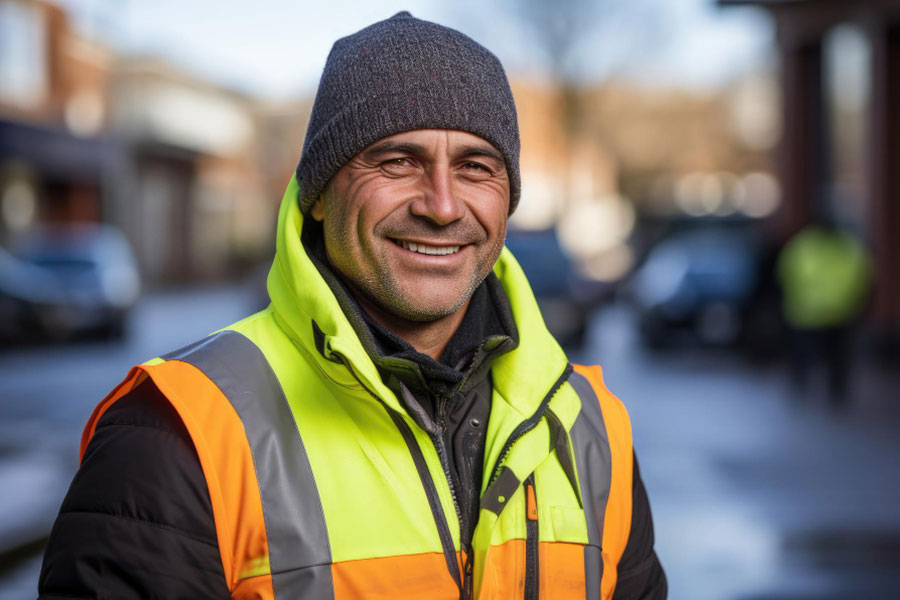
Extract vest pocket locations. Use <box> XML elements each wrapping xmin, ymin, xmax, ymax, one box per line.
<box><xmin>524</xmin><ymin>473</ymin><xmax>539</xmax><ymax>599</ymax></box>
<box><xmin>550</xmin><ymin>505</ymin><xmax>588</xmax><ymax>542</ymax></box>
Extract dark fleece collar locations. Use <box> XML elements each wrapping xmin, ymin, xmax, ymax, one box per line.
<box><xmin>302</xmin><ymin>222</ymin><xmax>519</xmax><ymax>401</ymax></box>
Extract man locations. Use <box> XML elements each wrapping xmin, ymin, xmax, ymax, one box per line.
<box><xmin>777</xmin><ymin>216</ymin><xmax>871</xmax><ymax>407</ymax></box>
<box><xmin>39</xmin><ymin>12</ymin><xmax>666</xmax><ymax>599</ymax></box>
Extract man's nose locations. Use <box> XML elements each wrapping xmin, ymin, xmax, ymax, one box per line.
<box><xmin>410</xmin><ymin>166</ymin><xmax>466</xmax><ymax>226</ymax></box>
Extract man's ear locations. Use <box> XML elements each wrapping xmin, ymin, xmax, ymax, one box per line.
<box><xmin>310</xmin><ymin>197</ymin><xmax>325</xmax><ymax>222</ymax></box>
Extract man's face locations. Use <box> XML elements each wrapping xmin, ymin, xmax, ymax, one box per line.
<box><xmin>311</xmin><ymin>129</ymin><xmax>510</xmax><ymax>322</ymax></box>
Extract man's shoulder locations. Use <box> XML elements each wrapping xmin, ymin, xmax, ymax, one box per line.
<box><xmin>93</xmin><ymin>376</ymin><xmax>187</xmax><ymax>439</ymax></box>
<box><xmin>570</xmin><ymin>363</ymin><xmax>633</xmax><ymax>434</ymax></box>
<box><xmin>571</xmin><ymin>363</ymin><xmax>625</xmax><ymax>405</ymax></box>
<box><xmin>139</xmin><ymin>322</ymin><xmax>282</xmax><ymax>390</ymax></box>
<box><xmin>47</xmin><ymin>375</ymin><xmax>226</xmax><ymax>599</ymax></box>
<box><xmin>81</xmin><ymin>377</ymin><xmax>208</xmax><ymax>520</ymax></box>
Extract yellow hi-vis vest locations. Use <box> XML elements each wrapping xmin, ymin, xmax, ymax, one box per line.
<box><xmin>81</xmin><ymin>177</ymin><xmax>636</xmax><ymax>599</ymax></box>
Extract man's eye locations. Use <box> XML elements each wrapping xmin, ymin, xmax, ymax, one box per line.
<box><xmin>462</xmin><ymin>162</ymin><xmax>492</xmax><ymax>174</ymax></box>
<box><xmin>383</xmin><ymin>158</ymin><xmax>412</xmax><ymax>168</ymax></box>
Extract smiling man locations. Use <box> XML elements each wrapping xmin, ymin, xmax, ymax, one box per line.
<box><xmin>39</xmin><ymin>12</ymin><xmax>665</xmax><ymax>600</ymax></box>
<box><xmin>311</xmin><ymin>129</ymin><xmax>511</xmax><ymax>358</ymax></box>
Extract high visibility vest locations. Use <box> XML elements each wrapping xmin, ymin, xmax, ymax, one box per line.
<box><xmin>82</xmin><ymin>330</ymin><xmax>635</xmax><ymax>599</ymax></box>
<box><xmin>776</xmin><ymin>226</ymin><xmax>871</xmax><ymax>329</ymax></box>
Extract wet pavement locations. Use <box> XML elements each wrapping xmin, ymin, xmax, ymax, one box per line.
<box><xmin>1</xmin><ymin>288</ymin><xmax>899</xmax><ymax>598</ymax></box>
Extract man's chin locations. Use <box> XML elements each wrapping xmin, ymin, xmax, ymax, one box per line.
<box><xmin>376</xmin><ymin>294</ymin><xmax>470</xmax><ymax>323</ymax></box>
<box><xmin>341</xmin><ymin>276</ymin><xmax>470</xmax><ymax>325</ymax></box>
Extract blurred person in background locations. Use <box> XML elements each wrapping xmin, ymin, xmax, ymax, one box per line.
<box><xmin>776</xmin><ymin>213</ymin><xmax>872</xmax><ymax>408</ymax></box>
<box><xmin>38</xmin><ymin>12</ymin><xmax>665</xmax><ymax>599</ymax></box>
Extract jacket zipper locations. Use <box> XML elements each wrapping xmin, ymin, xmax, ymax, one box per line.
<box><xmin>524</xmin><ymin>474</ymin><xmax>539</xmax><ymax>600</ymax></box>
<box><xmin>433</xmin><ymin>393</ymin><xmax>474</xmax><ymax>597</ymax></box>
<box><xmin>434</xmin><ymin>394</ymin><xmax>465</xmax><ymax>536</ymax></box>
<box><xmin>332</xmin><ymin>353</ymin><xmax>464</xmax><ymax>597</ymax></box>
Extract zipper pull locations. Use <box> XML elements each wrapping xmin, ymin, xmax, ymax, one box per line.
<box><xmin>526</xmin><ymin>479</ymin><xmax>538</xmax><ymax>521</ymax></box>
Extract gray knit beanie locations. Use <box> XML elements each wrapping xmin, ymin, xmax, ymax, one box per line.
<box><xmin>296</xmin><ymin>11</ymin><xmax>520</xmax><ymax>214</ymax></box>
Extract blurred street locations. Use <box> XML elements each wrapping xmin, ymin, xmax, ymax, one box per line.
<box><xmin>2</xmin><ymin>285</ymin><xmax>899</xmax><ymax>599</ymax></box>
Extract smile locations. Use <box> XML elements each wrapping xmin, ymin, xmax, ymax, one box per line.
<box><xmin>393</xmin><ymin>239</ymin><xmax>462</xmax><ymax>256</ymax></box>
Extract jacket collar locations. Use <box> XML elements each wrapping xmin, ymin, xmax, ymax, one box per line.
<box><xmin>305</xmin><ymin>219</ymin><xmax>517</xmax><ymax>398</ymax></box>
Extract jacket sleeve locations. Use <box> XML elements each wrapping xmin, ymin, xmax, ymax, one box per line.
<box><xmin>612</xmin><ymin>452</ymin><xmax>667</xmax><ymax>599</ymax></box>
<box><xmin>38</xmin><ymin>379</ymin><xmax>230</xmax><ymax>600</ymax></box>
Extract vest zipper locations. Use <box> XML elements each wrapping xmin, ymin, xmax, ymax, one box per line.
<box><xmin>524</xmin><ymin>474</ymin><xmax>539</xmax><ymax>600</ymax></box>
<box><xmin>332</xmin><ymin>352</ymin><xmax>465</xmax><ymax>597</ymax></box>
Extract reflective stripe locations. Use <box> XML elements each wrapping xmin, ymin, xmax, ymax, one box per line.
<box><xmin>570</xmin><ymin>365</ymin><xmax>635</xmax><ymax>599</ymax></box>
<box><xmin>568</xmin><ymin>369</ymin><xmax>611</xmax><ymax>598</ymax></box>
<box><xmin>164</xmin><ymin>331</ymin><xmax>335</xmax><ymax>599</ymax></box>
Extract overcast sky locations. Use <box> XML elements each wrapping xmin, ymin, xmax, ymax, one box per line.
<box><xmin>58</xmin><ymin>0</ymin><xmax>774</xmax><ymax>98</ymax></box>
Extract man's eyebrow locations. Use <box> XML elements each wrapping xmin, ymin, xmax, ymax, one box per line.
<box><xmin>363</xmin><ymin>141</ymin><xmax>428</xmax><ymax>157</ymax></box>
<box><xmin>457</xmin><ymin>145</ymin><xmax>504</xmax><ymax>164</ymax></box>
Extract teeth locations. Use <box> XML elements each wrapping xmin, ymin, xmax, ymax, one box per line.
<box><xmin>398</xmin><ymin>240</ymin><xmax>461</xmax><ymax>255</ymax></box>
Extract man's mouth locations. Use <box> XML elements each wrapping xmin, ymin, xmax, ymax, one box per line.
<box><xmin>392</xmin><ymin>239</ymin><xmax>462</xmax><ymax>256</ymax></box>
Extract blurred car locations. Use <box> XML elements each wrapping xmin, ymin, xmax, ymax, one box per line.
<box><xmin>505</xmin><ymin>228</ymin><xmax>609</xmax><ymax>348</ymax></box>
<box><xmin>0</xmin><ymin>224</ymin><xmax>140</xmax><ymax>341</ymax></box>
<box><xmin>628</xmin><ymin>222</ymin><xmax>778</xmax><ymax>350</ymax></box>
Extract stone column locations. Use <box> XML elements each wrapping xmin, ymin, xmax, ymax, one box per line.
<box><xmin>775</xmin><ymin>38</ymin><xmax>826</xmax><ymax>242</ymax></box>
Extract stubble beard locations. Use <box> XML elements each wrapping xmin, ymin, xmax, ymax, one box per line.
<box><xmin>325</xmin><ymin>223</ymin><xmax>503</xmax><ymax>324</ymax></box>
<box><xmin>363</xmin><ymin>264</ymin><xmax>485</xmax><ymax>323</ymax></box>
<box><xmin>330</xmin><ymin>242</ymin><xmax>496</xmax><ymax>323</ymax></box>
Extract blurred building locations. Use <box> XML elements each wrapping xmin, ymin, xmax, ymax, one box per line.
<box><xmin>582</xmin><ymin>79</ymin><xmax>778</xmax><ymax>215</ymax></box>
<box><xmin>0</xmin><ymin>0</ymin><xmax>276</xmax><ymax>285</ymax></box>
<box><xmin>722</xmin><ymin>0</ymin><xmax>900</xmax><ymax>344</ymax></box>
<box><xmin>1</xmin><ymin>0</ymin><xmax>795</xmax><ymax>296</ymax></box>
<box><xmin>0</xmin><ymin>0</ymin><xmax>117</xmax><ymax>235</ymax></box>
<box><xmin>254</xmin><ymin>98</ymin><xmax>313</xmax><ymax>205</ymax></box>
<box><xmin>108</xmin><ymin>58</ymin><xmax>271</xmax><ymax>283</ymax></box>
<box><xmin>511</xmin><ymin>77</ymin><xmax>780</xmax><ymax>286</ymax></box>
